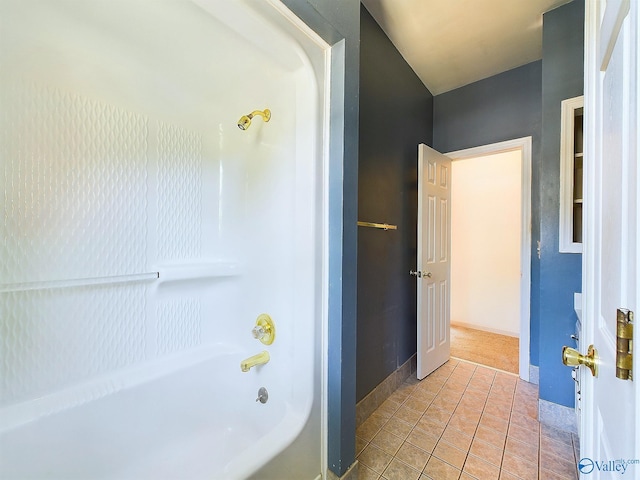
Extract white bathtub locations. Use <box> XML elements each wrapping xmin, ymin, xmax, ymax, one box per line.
<box><xmin>1</xmin><ymin>347</ymin><xmax>312</xmax><ymax>479</ymax></box>
<box><xmin>0</xmin><ymin>0</ymin><xmax>329</xmax><ymax>478</ymax></box>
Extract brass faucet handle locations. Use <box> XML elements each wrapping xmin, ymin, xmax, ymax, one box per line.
<box><xmin>252</xmin><ymin>314</ymin><xmax>275</xmax><ymax>345</ymax></box>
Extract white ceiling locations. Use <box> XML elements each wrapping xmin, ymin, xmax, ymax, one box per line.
<box><xmin>361</xmin><ymin>0</ymin><xmax>573</xmax><ymax>95</ymax></box>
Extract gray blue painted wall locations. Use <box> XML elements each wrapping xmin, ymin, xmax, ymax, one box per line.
<box><xmin>539</xmin><ymin>0</ymin><xmax>584</xmax><ymax>407</ymax></box>
<box><xmin>357</xmin><ymin>5</ymin><xmax>434</xmax><ymax>402</ymax></box>
<box><xmin>433</xmin><ymin>62</ymin><xmax>543</xmax><ymax>367</ymax></box>
<box><xmin>282</xmin><ymin>0</ymin><xmax>360</xmax><ymax>476</ymax></box>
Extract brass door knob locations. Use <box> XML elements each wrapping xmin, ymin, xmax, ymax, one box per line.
<box><xmin>562</xmin><ymin>344</ymin><xmax>598</xmax><ymax>377</ymax></box>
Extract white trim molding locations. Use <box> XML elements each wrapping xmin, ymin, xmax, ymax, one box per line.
<box><xmin>559</xmin><ymin>95</ymin><xmax>584</xmax><ymax>254</ymax></box>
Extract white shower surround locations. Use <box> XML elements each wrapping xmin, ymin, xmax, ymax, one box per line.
<box><xmin>0</xmin><ymin>0</ymin><xmax>329</xmax><ymax>478</ymax></box>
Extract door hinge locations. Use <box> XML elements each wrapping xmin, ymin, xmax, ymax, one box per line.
<box><xmin>616</xmin><ymin>308</ymin><xmax>633</xmax><ymax>380</ymax></box>
<box><xmin>537</xmin><ymin>240</ymin><xmax>541</xmax><ymax>259</ymax></box>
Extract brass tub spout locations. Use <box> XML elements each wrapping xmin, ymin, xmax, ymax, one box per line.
<box><xmin>240</xmin><ymin>350</ymin><xmax>270</xmax><ymax>372</ymax></box>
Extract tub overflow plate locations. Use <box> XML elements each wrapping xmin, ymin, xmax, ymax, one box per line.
<box><xmin>256</xmin><ymin>387</ymin><xmax>268</xmax><ymax>404</ymax></box>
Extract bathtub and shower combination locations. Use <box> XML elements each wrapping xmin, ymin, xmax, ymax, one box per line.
<box><xmin>0</xmin><ymin>1</ymin><xmax>330</xmax><ymax>478</ymax></box>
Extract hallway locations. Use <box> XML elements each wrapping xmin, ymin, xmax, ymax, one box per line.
<box><xmin>356</xmin><ymin>359</ymin><xmax>578</xmax><ymax>479</ymax></box>
<box><xmin>450</xmin><ymin>325</ymin><xmax>519</xmax><ymax>375</ymax></box>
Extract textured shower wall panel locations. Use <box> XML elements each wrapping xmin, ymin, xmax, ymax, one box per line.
<box><xmin>0</xmin><ymin>80</ymin><xmax>207</xmax><ymax>414</ymax></box>
<box><xmin>157</xmin><ymin>122</ymin><xmax>202</xmax><ymax>261</ymax></box>
<box><xmin>0</xmin><ymin>83</ymin><xmax>149</xmax><ymax>284</ymax></box>
<box><xmin>0</xmin><ymin>285</ymin><xmax>146</xmax><ymax>407</ymax></box>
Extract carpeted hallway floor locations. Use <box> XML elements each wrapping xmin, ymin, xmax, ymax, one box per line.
<box><xmin>450</xmin><ymin>324</ymin><xmax>519</xmax><ymax>374</ymax></box>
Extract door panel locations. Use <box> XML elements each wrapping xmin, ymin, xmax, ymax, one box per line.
<box><xmin>581</xmin><ymin>0</ymin><xmax>638</xmax><ymax>476</ymax></box>
<box><xmin>417</xmin><ymin>144</ymin><xmax>451</xmax><ymax>379</ymax></box>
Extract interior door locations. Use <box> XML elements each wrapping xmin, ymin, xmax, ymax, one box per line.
<box><xmin>579</xmin><ymin>0</ymin><xmax>638</xmax><ymax>476</ymax></box>
<box><xmin>416</xmin><ymin>144</ymin><xmax>451</xmax><ymax>379</ymax></box>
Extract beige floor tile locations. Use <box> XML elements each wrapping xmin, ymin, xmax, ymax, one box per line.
<box><xmin>431</xmin><ymin>396</ymin><xmax>458</xmax><ymax>414</ymax></box>
<box><xmin>541</xmin><ymin>434</ymin><xmax>573</xmax><ymax>458</ymax></box>
<box><xmin>447</xmin><ymin>412</ymin><xmax>480</xmax><ymax>436</ymax></box>
<box><xmin>483</xmin><ymin>401</ymin><xmax>512</xmax><ymax>420</ymax></box>
<box><xmin>419</xmin><ymin>377</ymin><xmax>446</xmax><ymax>391</ymax></box>
<box><xmin>424</xmin><ymin>405</ymin><xmax>453</xmax><ymax>425</ymax></box>
<box><xmin>359</xmin><ymin>464</ymin><xmax>381</xmax><ymax>480</ymax></box>
<box><xmin>382</xmin><ymin>416</ymin><xmax>413</xmax><ymax>439</ymax></box>
<box><xmin>441</xmin><ymin>426</ymin><xmax>473</xmax><ymax>452</ymax></box>
<box><xmin>480</xmin><ymin>412</ymin><xmax>509</xmax><ymax>435</ymax></box>
<box><xmin>540</xmin><ymin>449</ymin><xmax>578</xmax><ymax>479</ymax></box>
<box><xmin>371</xmin><ymin>429</ymin><xmax>404</xmax><ymax>456</ymax></box>
<box><xmin>455</xmin><ymin>362</ymin><xmax>477</xmax><ymax>371</ymax></box>
<box><xmin>454</xmin><ymin>404</ymin><xmax>482</xmax><ymax>423</ymax></box>
<box><xmin>507</xmin><ymin>422</ymin><xmax>540</xmax><ymax>446</ymax></box>
<box><xmin>486</xmin><ymin>394</ymin><xmax>513</xmax><ymax>411</ymax></box>
<box><xmin>423</xmin><ymin>456</ymin><xmax>463</xmax><ymax>480</ymax></box>
<box><xmin>463</xmin><ymin>454</ymin><xmax>500</xmax><ymax>480</ymax></box>
<box><xmin>395</xmin><ymin>441</ymin><xmax>430</xmax><ymax>472</ymax></box>
<box><xmin>433</xmin><ymin>440</ymin><xmax>467</xmax><ymax>469</ymax></box>
<box><xmin>411</xmin><ymin>389</ymin><xmax>437</xmax><ymax>404</ymax></box>
<box><xmin>467</xmin><ymin>378</ymin><xmax>492</xmax><ymax>393</ymax></box>
<box><xmin>440</xmin><ymin>385</ymin><xmax>466</xmax><ymax>398</ymax></box>
<box><xmin>415</xmin><ymin>416</ymin><xmax>447</xmax><ymax>438</ymax></box>
<box><xmin>406</xmin><ymin>428</ymin><xmax>439</xmax><ymax>453</ymax></box>
<box><xmin>377</xmin><ymin>399</ymin><xmax>402</xmax><ymax>417</ymax></box>
<box><xmin>505</xmin><ymin>435</ymin><xmax>538</xmax><ymax>462</ymax></box>
<box><xmin>396</xmin><ymin>381</ymin><xmax>418</xmax><ymax>396</ymax></box>
<box><xmin>474</xmin><ymin>366</ymin><xmax>497</xmax><ymax>378</ymax></box>
<box><xmin>356</xmin><ymin>358</ymin><xmax>582</xmax><ymax>480</ymax></box>
<box><xmin>516</xmin><ymin>380</ymin><xmax>539</xmax><ymax>396</ymax></box>
<box><xmin>432</xmin><ymin>366</ymin><xmax>455</xmax><ymax>377</ymax></box>
<box><xmin>541</xmin><ymin>423</ymin><xmax>573</xmax><ymax>446</ymax></box>
<box><xmin>449</xmin><ymin>372</ymin><xmax>474</xmax><ymax>384</ymax></box>
<box><xmin>404</xmin><ymin>395</ymin><xmax>431</xmax><ymax>414</ymax></box>
<box><xmin>394</xmin><ymin>406</ymin><xmax>422</xmax><ymax>426</ymax></box>
<box><xmin>446</xmin><ymin>375</ymin><xmax>471</xmax><ymax>390</ymax></box>
<box><xmin>463</xmin><ymin>390</ymin><xmax>489</xmax><ymax>403</ymax></box>
<box><xmin>474</xmin><ymin>424</ymin><xmax>507</xmax><ymax>449</ymax></box>
<box><xmin>509</xmin><ymin>410</ymin><xmax>540</xmax><ymax>431</ymax></box>
<box><xmin>444</xmin><ymin>379</ymin><xmax>469</xmax><ymax>393</ymax></box>
<box><xmin>511</xmin><ymin>402</ymin><xmax>538</xmax><ymax>420</ymax></box>
<box><xmin>356</xmin><ymin>436</ymin><xmax>369</xmax><ymax>456</ymax></box>
<box><xmin>540</xmin><ymin>467</ymin><xmax>576</xmax><ymax>480</ymax></box>
<box><xmin>382</xmin><ymin>458</ymin><xmax>421</xmax><ymax>480</ymax></box>
<box><xmin>357</xmin><ymin>416</ymin><xmax>385</xmax><ymax>442</ymax></box>
<box><xmin>469</xmin><ymin>438</ymin><xmax>503</xmax><ymax>467</ymax></box>
<box><xmin>501</xmin><ymin>451</ymin><xmax>538</xmax><ymax>480</ymax></box>
<box><xmin>499</xmin><ymin>470</ymin><xmax>521</xmax><ymax>480</ymax></box>
<box><xmin>358</xmin><ymin>444</ymin><xmax>393</xmax><ymax>475</ymax></box>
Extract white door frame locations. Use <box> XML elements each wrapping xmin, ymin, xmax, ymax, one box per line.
<box><xmin>446</xmin><ymin>136</ymin><xmax>532</xmax><ymax>381</ymax></box>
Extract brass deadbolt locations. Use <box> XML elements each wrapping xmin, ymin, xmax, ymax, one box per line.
<box><xmin>562</xmin><ymin>344</ymin><xmax>598</xmax><ymax>377</ymax></box>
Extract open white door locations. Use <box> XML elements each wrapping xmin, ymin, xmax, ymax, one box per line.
<box><xmin>416</xmin><ymin>144</ymin><xmax>451</xmax><ymax>379</ymax></box>
<box><xmin>578</xmin><ymin>0</ymin><xmax>639</xmax><ymax>476</ymax></box>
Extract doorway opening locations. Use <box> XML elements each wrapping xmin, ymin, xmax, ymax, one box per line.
<box><xmin>446</xmin><ymin>137</ymin><xmax>532</xmax><ymax>380</ymax></box>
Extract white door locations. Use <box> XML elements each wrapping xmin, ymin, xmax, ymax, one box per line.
<box><xmin>416</xmin><ymin>144</ymin><xmax>451</xmax><ymax>379</ymax></box>
<box><xmin>579</xmin><ymin>0</ymin><xmax>639</xmax><ymax>477</ymax></box>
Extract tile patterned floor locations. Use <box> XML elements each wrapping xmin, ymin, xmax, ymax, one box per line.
<box><xmin>356</xmin><ymin>359</ymin><xmax>579</xmax><ymax>480</ymax></box>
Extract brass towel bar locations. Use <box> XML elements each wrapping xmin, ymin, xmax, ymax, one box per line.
<box><xmin>357</xmin><ymin>221</ymin><xmax>397</xmax><ymax>231</ymax></box>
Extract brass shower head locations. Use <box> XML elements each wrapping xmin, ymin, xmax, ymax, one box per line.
<box><xmin>237</xmin><ymin>109</ymin><xmax>271</xmax><ymax>130</ymax></box>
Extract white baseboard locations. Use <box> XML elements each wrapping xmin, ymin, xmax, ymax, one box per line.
<box><xmin>451</xmin><ymin>320</ymin><xmax>519</xmax><ymax>338</ymax></box>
